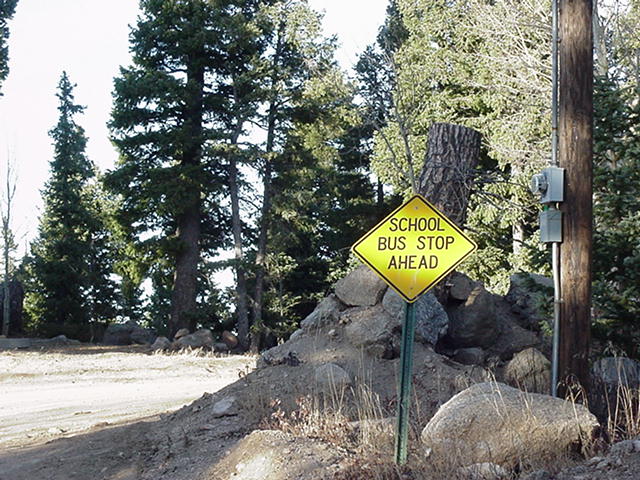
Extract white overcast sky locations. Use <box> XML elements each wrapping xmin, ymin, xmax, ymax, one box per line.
<box><xmin>0</xmin><ymin>0</ymin><xmax>389</xmax><ymax>254</ymax></box>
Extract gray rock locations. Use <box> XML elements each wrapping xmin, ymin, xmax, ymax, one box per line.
<box><xmin>314</xmin><ymin>363</ymin><xmax>351</xmax><ymax>390</ymax></box>
<box><xmin>102</xmin><ymin>322</ymin><xmax>134</xmax><ymax>345</ymax></box>
<box><xmin>456</xmin><ymin>463</ymin><xmax>509</xmax><ymax>480</ymax></box>
<box><xmin>261</xmin><ymin>346</ymin><xmax>301</xmax><ymax>367</ymax></box>
<box><xmin>334</xmin><ymin>265</ymin><xmax>388</xmax><ymax>307</ymax></box>
<box><xmin>300</xmin><ymin>294</ymin><xmax>346</xmax><ymax>331</ymax></box>
<box><xmin>288</xmin><ymin>329</ymin><xmax>303</xmax><ymax>341</ymax></box>
<box><xmin>487</xmin><ymin>310</ymin><xmax>540</xmax><ymax>361</ymax></box>
<box><xmin>174</xmin><ymin>328</ymin><xmax>189</xmax><ymax>340</ymax></box>
<box><xmin>213</xmin><ymin>342</ymin><xmax>229</xmax><ymax>353</ymax></box>
<box><xmin>505</xmin><ymin>348</ymin><xmax>550</xmax><ymax>394</ymax></box>
<box><xmin>342</xmin><ymin>306</ymin><xmax>398</xmax><ymax>358</ymax></box>
<box><xmin>47</xmin><ymin>334</ymin><xmax>81</xmax><ymax>346</ymax></box>
<box><xmin>103</xmin><ymin>321</ymin><xmax>153</xmax><ymax>346</ymax></box>
<box><xmin>453</xmin><ymin>347</ymin><xmax>486</xmax><ymax>366</ymax></box>
<box><xmin>445</xmin><ymin>285</ymin><xmax>498</xmax><ymax>348</ymax></box>
<box><xmin>211</xmin><ymin>396</ymin><xmax>237</xmax><ymax>417</ymax></box>
<box><xmin>151</xmin><ymin>336</ymin><xmax>171</xmax><ymax>351</ymax></box>
<box><xmin>449</xmin><ymin>272</ymin><xmax>476</xmax><ymax>302</ymax></box>
<box><xmin>421</xmin><ymin>382</ymin><xmax>599</xmax><ymax>468</ymax></box>
<box><xmin>592</xmin><ymin>357</ymin><xmax>640</xmax><ymax>387</ymax></box>
<box><xmin>131</xmin><ymin>327</ymin><xmax>155</xmax><ymax>345</ymax></box>
<box><xmin>172</xmin><ymin>328</ymin><xmax>214</xmax><ymax>349</ymax></box>
<box><xmin>519</xmin><ymin>470</ymin><xmax>552</xmax><ymax>480</ymax></box>
<box><xmin>609</xmin><ymin>439</ymin><xmax>640</xmax><ymax>456</ymax></box>
<box><xmin>222</xmin><ymin>330</ymin><xmax>238</xmax><ymax>349</ymax></box>
<box><xmin>382</xmin><ymin>289</ymin><xmax>448</xmax><ymax>345</ymax></box>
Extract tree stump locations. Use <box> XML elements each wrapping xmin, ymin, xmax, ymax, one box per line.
<box><xmin>418</xmin><ymin>123</ymin><xmax>481</xmax><ymax>304</ymax></box>
<box><xmin>417</xmin><ymin>123</ymin><xmax>481</xmax><ymax>226</ymax></box>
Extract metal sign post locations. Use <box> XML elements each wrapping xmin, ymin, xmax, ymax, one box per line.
<box><xmin>395</xmin><ymin>301</ymin><xmax>416</xmax><ymax>464</ymax></box>
<box><xmin>351</xmin><ymin>194</ymin><xmax>477</xmax><ymax>465</ymax></box>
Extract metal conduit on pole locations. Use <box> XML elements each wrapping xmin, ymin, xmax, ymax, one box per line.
<box><xmin>550</xmin><ymin>0</ymin><xmax>561</xmax><ymax>398</ymax></box>
<box><xmin>532</xmin><ymin>0</ymin><xmax>593</xmax><ymax>396</ymax></box>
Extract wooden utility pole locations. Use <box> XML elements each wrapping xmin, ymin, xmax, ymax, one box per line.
<box><xmin>558</xmin><ymin>0</ymin><xmax>593</xmax><ymax>393</ymax></box>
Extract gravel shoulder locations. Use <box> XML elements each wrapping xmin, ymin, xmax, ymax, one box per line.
<box><xmin>0</xmin><ymin>345</ymin><xmax>255</xmax><ymax>449</ymax></box>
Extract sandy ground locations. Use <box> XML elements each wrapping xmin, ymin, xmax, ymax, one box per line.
<box><xmin>0</xmin><ymin>345</ymin><xmax>256</xmax><ymax>449</ymax></box>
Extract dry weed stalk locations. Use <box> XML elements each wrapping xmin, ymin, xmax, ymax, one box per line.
<box><xmin>606</xmin><ymin>382</ymin><xmax>640</xmax><ymax>442</ymax></box>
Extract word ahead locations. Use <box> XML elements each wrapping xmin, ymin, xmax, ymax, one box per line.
<box><xmin>352</xmin><ymin>194</ymin><xmax>476</xmax><ymax>303</ymax></box>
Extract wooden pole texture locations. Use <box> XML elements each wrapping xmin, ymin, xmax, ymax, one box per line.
<box><xmin>558</xmin><ymin>0</ymin><xmax>593</xmax><ymax>394</ymax></box>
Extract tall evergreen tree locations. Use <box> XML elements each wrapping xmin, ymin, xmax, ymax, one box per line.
<box><xmin>247</xmin><ymin>0</ymin><xmax>362</xmax><ymax>349</ymax></box>
<box><xmin>107</xmin><ymin>0</ymin><xmax>264</xmax><ymax>335</ymax></box>
<box><xmin>0</xmin><ymin>0</ymin><xmax>17</xmax><ymax>91</ymax></box>
<box><xmin>25</xmin><ymin>72</ymin><xmax>97</xmax><ymax>329</ymax></box>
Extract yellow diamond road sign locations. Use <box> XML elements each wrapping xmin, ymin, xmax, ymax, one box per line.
<box><xmin>352</xmin><ymin>194</ymin><xmax>477</xmax><ymax>303</ymax></box>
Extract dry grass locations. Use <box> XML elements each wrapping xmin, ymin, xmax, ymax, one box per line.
<box><xmin>260</xmin><ymin>375</ymin><xmax>479</xmax><ymax>480</ymax></box>
<box><xmin>605</xmin><ymin>383</ymin><xmax>640</xmax><ymax>442</ymax></box>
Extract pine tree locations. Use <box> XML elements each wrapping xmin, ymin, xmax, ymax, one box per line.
<box><xmin>107</xmin><ymin>0</ymin><xmax>264</xmax><ymax>336</ymax></box>
<box><xmin>25</xmin><ymin>72</ymin><xmax>96</xmax><ymax>330</ymax></box>
<box><xmin>0</xmin><ymin>0</ymin><xmax>17</xmax><ymax>90</ymax></box>
<box><xmin>592</xmin><ymin>76</ymin><xmax>640</xmax><ymax>355</ymax></box>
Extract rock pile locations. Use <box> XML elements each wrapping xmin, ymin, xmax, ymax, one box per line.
<box><xmin>272</xmin><ymin>266</ymin><xmax>546</xmax><ymax>373</ymax></box>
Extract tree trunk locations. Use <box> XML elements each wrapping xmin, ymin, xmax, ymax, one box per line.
<box><xmin>170</xmin><ymin>207</ymin><xmax>201</xmax><ymax>334</ymax></box>
<box><xmin>229</xmin><ymin>147</ymin><xmax>250</xmax><ymax>350</ymax></box>
<box><xmin>251</xmin><ymin>20</ymin><xmax>285</xmax><ymax>353</ymax></box>
<box><xmin>250</xmin><ymin>120</ymin><xmax>274</xmax><ymax>353</ymax></box>
<box><xmin>2</xmin><ymin>159</ymin><xmax>15</xmax><ymax>337</ymax></box>
<box><xmin>592</xmin><ymin>0</ymin><xmax>608</xmax><ymax>77</ymax></box>
<box><xmin>169</xmin><ymin>60</ymin><xmax>204</xmax><ymax>336</ymax></box>
<box><xmin>512</xmin><ymin>223</ymin><xmax>525</xmax><ymax>255</ymax></box>
<box><xmin>558</xmin><ymin>0</ymin><xmax>593</xmax><ymax>395</ymax></box>
<box><xmin>417</xmin><ymin>123</ymin><xmax>481</xmax><ymax>303</ymax></box>
<box><xmin>417</xmin><ymin>123</ymin><xmax>481</xmax><ymax>226</ymax></box>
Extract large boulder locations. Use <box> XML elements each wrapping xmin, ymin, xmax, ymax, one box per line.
<box><xmin>445</xmin><ymin>285</ymin><xmax>499</xmax><ymax>349</ymax></box>
<box><xmin>590</xmin><ymin>357</ymin><xmax>640</xmax><ymax>419</ymax></box>
<box><xmin>421</xmin><ymin>382</ymin><xmax>599</xmax><ymax>469</ymax></box>
<box><xmin>592</xmin><ymin>357</ymin><xmax>640</xmax><ymax>387</ymax></box>
<box><xmin>382</xmin><ymin>289</ymin><xmax>448</xmax><ymax>345</ymax></box>
<box><xmin>300</xmin><ymin>294</ymin><xmax>346</xmax><ymax>331</ymax></box>
<box><xmin>505</xmin><ymin>348</ymin><xmax>551</xmax><ymax>394</ymax></box>
<box><xmin>342</xmin><ymin>305</ymin><xmax>399</xmax><ymax>358</ymax></box>
<box><xmin>103</xmin><ymin>321</ymin><xmax>154</xmax><ymax>346</ymax></box>
<box><xmin>172</xmin><ymin>328</ymin><xmax>214</xmax><ymax>349</ymax></box>
<box><xmin>334</xmin><ymin>265</ymin><xmax>387</xmax><ymax>307</ymax></box>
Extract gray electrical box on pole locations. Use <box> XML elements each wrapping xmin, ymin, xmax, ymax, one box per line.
<box><xmin>531</xmin><ymin>167</ymin><xmax>565</xmax><ymax>204</ymax></box>
<box><xmin>531</xmin><ymin>167</ymin><xmax>565</xmax><ymax>244</ymax></box>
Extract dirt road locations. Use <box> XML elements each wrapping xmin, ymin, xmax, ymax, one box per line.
<box><xmin>0</xmin><ymin>345</ymin><xmax>255</xmax><ymax>449</ymax></box>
